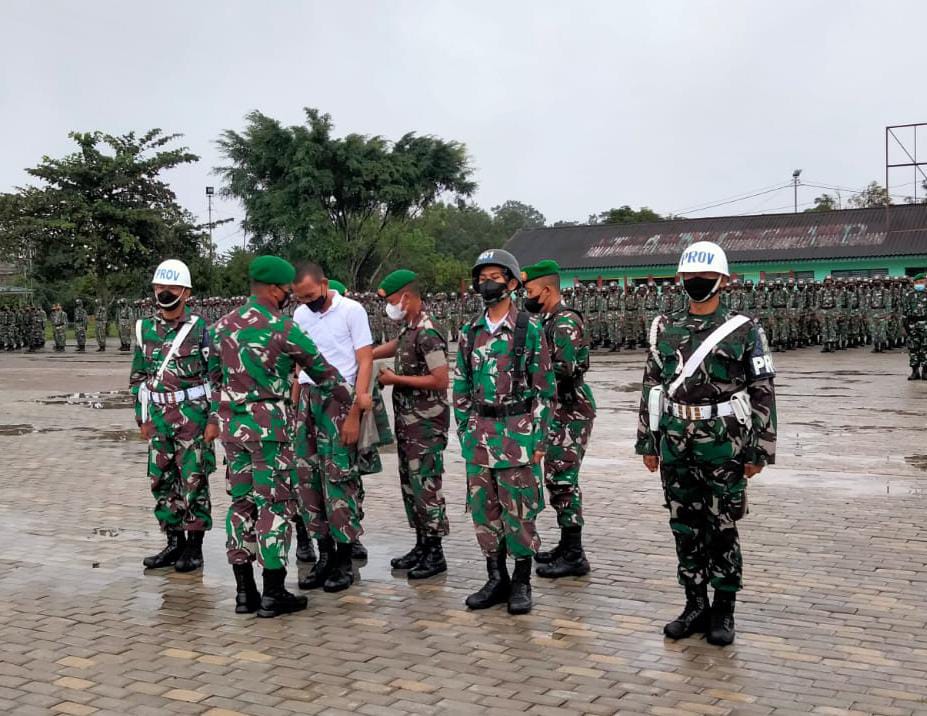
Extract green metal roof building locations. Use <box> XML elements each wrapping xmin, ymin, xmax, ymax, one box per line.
<box><xmin>505</xmin><ymin>205</ymin><xmax>927</xmax><ymax>285</ymax></box>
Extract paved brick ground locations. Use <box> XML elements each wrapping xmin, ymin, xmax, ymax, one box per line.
<box><xmin>0</xmin><ymin>344</ymin><xmax>925</xmax><ymax>715</ymax></box>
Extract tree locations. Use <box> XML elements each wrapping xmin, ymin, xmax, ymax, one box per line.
<box><xmin>848</xmin><ymin>182</ymin><xmax>891</xmax><ymax>208</ymax></box>
<box><xmin>0</xmin><ymin>130</ymin><xmax>207</xmax><ymax>299</ymax></box>
<box><xmin>491</xmin><ymin>200</ymin><xmax>546</xmax><ymax>238</ymax></box>
<box><xmin>805</xmin><ymin>193</ymin><xmax>838</xmax><ymax>212</ymax></box>
<box><xmin>216</xmin><ymin>108</ymin><xmax>475</xmax><ymax>289</ymax></box>
<box><xmin>587</xmin><ymin>205</ymin><xmax>662</xmax><ymax>225</ymax></box>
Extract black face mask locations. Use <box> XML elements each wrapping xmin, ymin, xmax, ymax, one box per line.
<box><xmin>524</xmin><ymin>293</ymin><xmax>544</xmax><ymax>314</ymax></box>
<box><xmin>156</xmin><ymin>289</ymin><xmax>183</xmax><ymax>310</ymax></box>
<box><xmin>477</xmin><ymin>280</ymin><xmax>508</xmax><ymax>306</ymax></box>
<box><xmin>304</xmin><ymin>291</ymin><xmax>326</xmax><ymax>313</ymax></box>
<box><xmin>683</xmin><ymin>276</ymin><xmax>721</xmax><ymax>303</ymax></box>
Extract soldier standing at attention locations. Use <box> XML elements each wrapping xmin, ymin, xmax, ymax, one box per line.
<box><xmin>453</xmin><ymin>249</ymin><xmax>555</xmax><ymax>615</ymax></box>
<box><xmin>95</xmin><ymin>298</ymin><xmax>108</xmax><ymax>352</ymax></box>
<box><xmin>74</xmin><ymin>299</ymin><xmax>88</xmax><ymax>352</ymax></box>
<box><xmin>208</xmin><ymin>256</ymin><xmax>355</xmax><ymax>617</ymax></box>
<box><xmin>636</xmin><ymin>241</ymin><xmax>777</xmax><ymax>646</ymax></box>
<box><xmin>903</xmin><ymin>273</ymin><xmax>927</xmax><ymax>380</ymax></box>
<box><xmin>117</xmin><ymin>298</ymin><xmax>133</xmax><ymax>351</ymax></box>
<box><xmin>130</xmin><ymin>260</ymin><xmax>216</xmax><ymax>573</ymax></box>
<box><xmin>521</xmin><ymin>260</ymin><xmax>596</xmax><ymax>578</ymax></box>
<box><xmin>51</xmin><ymin>303</ymin><xmax>68</xmax><ymax>352</ymax></box>
<box><xmin>373</xmin><ymin>270</ymin><xmax>451</xmax><ymax>579</ymax></box>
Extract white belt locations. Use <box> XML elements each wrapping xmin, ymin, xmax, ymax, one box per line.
<box><xmin>665</xmin><ymin>397</ymin><xmax>735</xmax><ymax>421</ymax></box>
<box><xmin>148</xmin><ymin>384</ymin><xmax>208</xmax><ymax>406</ymax></box>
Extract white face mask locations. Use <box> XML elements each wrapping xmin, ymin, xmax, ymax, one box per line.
<box><xmin>385</xmin><ymin>299</ymin><xmax>406</xmax><ymax>322</ymax></box>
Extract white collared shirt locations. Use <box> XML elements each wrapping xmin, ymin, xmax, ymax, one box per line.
<box><xmin>293</xmin><ymin>292</ymin><xmax>373</xmax><ymax>386</ymax></box>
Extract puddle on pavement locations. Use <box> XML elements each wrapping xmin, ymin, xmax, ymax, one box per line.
<box><xmin>92</xmin><ymin>527</ymin><xmax>121</xmax><ymax>538</ymax></box>
<box><xmin>38</xmin><ymin>390</ymin><xmax>133</xmax><ymax>409</ymax></box>
<box><xmin>86</xmin><ymin>429</ymin><xmax>144</xmax><ymax>442</ymax></box>
<box><xmin>904</xmin><ymin>455</ymin><xmax>927</xmax><ymax>471</ymax></box>
<box><xmin>0</xmin><ymin>424</ymin><xmax>34</xmax><ymax>436</ymax></box>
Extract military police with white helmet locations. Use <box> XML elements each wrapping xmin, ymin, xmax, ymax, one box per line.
<box><xmin>636</xmin><ymin>241</ymin><xmax>777</xmax><ymax>646</ymax></box>
<box><xmin>129</xmin><ymin>259</ymin><xmax>219</xmax><ymax>572</ymax></box>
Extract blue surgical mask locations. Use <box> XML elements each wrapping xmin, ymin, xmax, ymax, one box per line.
<box><xmin>915</xmin><ymin>284</ymin><xmax>926</xmax><ymax>292</ymax></box>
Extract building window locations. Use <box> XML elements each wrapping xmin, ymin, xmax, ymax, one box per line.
<box><xmin>763</xmin><ymin>271</ymin><xmax>815</xmax><ymax>282</ymax></box>
<box><xmin>832</xmin><ymin>268</ymin><xmax>888</xmax><ymax>278</ymax></box>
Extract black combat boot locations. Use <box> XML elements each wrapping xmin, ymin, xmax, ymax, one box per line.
<box><xmin>663</xmin><ymin>583</ymin><xmax>710</xmax><ymax>640</ymax></box>
<box><xmin>391</xmin><ymin>530</ymin><xmax>424</xmax><ymax>570</ymax></box>
<box><xmin>142</xmin><ymin>530</ymin><xmax>186</xmax><ymax>569</ymax></box>
<box><xmin>536</xmin><ymin>526</ymin><xmax>590</xmax><ymax>579</ymax></box>
<box><xmin>351</xmin><ymin>541</ymin><xmax>368</xmax><ymax>561</ymax></box>
<box><xmin>821</xmin><ymin>343</ymin><xmax>831</xmax><ymax>353</ymax></box>
<box><xmin>533</xmin><ymin>530</ymin><xmax>565</xmax><ymax>565</ymax></box>
<box><xmin>96</xmin><ymin>346</ymin><xmax>105</xmax><ymax>352</ymax></box>
<box><xmin>174</xmin><ymin>531</ymin><xmax>204</xmax><ymax>572</ymax></box>
<box><xmin>76</xmin><ymin>346</ymin><xmax>85</xmax><ymax>353</ymax></box>
<box><xmin>233</xmin><ymin>562</ymin><xmax>261</xmax><ymax>614</ymax></box>
<box><xmin>294</xmin><ymin>519</ymin><xmax>316</xmax><ymax>563</ymax></box>
<box><xmin>507</xmin><ymin>558</ymin><xmax>533</xmax><ymax>615</ymax></box>
<box><xmin>257</xmin><ymin>568</ymin><xmax>308</xmax><ymax>618</ymax></box>
<box><xmin>706</xmin><ymin>591</ymin><xmax>736</xmax><ymax>646</ymax></box>
<box><xmin>408</xmin><ymin>536</ymin><xmax>447</xmax><ymax>580</ymax></box>
<box><xmin>909</xmin><ymin>366</ymin><xmax>921</xmax><ymax>381</ymax></box>
<box><xmin>299</xmin><ymin>536</ymin><xmax>334</xmax><ymax>589</ymax></box>
<box><xmin>323</xmin><ymin>542</ymin><xmax>355</xmax><ymax>593</ymax></box>
<box><xmin>465</xmin><ymin>551</ymin><xmax>510</xmax><ymax>610</ymax></box>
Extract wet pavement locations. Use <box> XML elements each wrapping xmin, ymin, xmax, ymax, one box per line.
<box><xmin>0</xmin><ymin>345</ymin><xmax>925</xmax><ymax>715</ymax></box>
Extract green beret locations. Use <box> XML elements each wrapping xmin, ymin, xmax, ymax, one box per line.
<box><xmin>249</xmin><ymin>255</ymin><xmax>296</xmax><ymax>285</ymax></box>
<box><xmin>914</xmin><ymin>273</ymin><xmax>926</xmax><ymax>281</ymax></box>
<box><xmin>328</xmin><ymin>279</ymin><xmax>347</xmax><ymax>295</ymax></box>
<box><xmin>520</xmin><ymin>259</ymin><xmax>561</xmax><ymax>283</ymax></box>
<box><xmin>377</xmin><ymin>269</ymin><xmax>417</xmax><ymax>298</ymax></box>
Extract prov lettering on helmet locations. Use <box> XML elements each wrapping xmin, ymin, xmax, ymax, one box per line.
<box><xmin>155</xmin><ymin>268</ymin><xmax>180</xmax><ymax>282</ymax></box>
<box><xmin>681</xmin><ymin>251</ymin><xmax>716</xmax><ymax>267</ymax></box>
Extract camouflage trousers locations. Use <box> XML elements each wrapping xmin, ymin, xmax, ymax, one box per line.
<box><xmin>543</xmin><ymin>417</ymin><xmax>593</xmax><ymax>528</ymax></box>
<box><xmin>75</xmin><ymin>326</ymin><xmax>87</xmax><ymax>348</ymax></box>
<box><xmin>623</xmin><ymin>312</ymin><xmax>641</xmax><ymax>346</ymax></box>
<box><xmin>148</xmin><ymin>425</ymin><xmax>215</xmax><ymax>531</ymax></box>
<box><xmin>658</xmin><ymin>420</ymin><xmax>748</xmax><ymax>593</ymax></box>
<box><xmin>294</xmin><ymin>386</ymin><xmax>364</xmax><ymax>544</ymax></box>
<box><xmin>95</xmin><ymin>322</ymin><xmax>106</xmax><ymax>348</ymax></box>
<box><xmin>118</xmin><ymin>321</ymin><xmax>132</xmax><ymax>347</ymax></box>
<box><xmin>224</xmin><ymin>439</ymin><xmax>297</xmax><ymax>570</ymax></box>
<box><xmin>819</xmin><ymin>310</ymin><xmax>838</xmax><ymax>343</ymax></box>
<box><xmin>53</xmin><ymin>326</ymin><xmax>66</xmax><ymax>350</ymax></box>
<box><xmin>398</xmin><ymin>440</ymin><xmax>449</xmax><ymax>537</ymax></box>
<box><xmin>907</xmin><ymin>320</ymin><xmax>927</xmax><ymax>367</ymax></box>
<box><xmin>466</xmin><ymin>463</ymin><xmax>543</xmax><ymax>559</ymax></box>
<box><xmin>606</xmin><ymin>312</ymin><xmax>622</xmax><ymax>347</ymax></box>
<box><xmin>868</xmin><ymin>314</ymin><xmax>889</xmax><ymax>345</ymax></box>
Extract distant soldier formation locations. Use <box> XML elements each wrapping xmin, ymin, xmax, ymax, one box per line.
<box><xmin>2</xmin><ymin>275</ymin><xmax>926</xmax><ymax>381</ymax></box>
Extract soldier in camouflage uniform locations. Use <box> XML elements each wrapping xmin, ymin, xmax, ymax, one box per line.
<box><xmin>0</xmin><ymin>305</ymin><xmax>11</xmax><ymax>351</ymax></box>
<box><xmin>867</xmin><ymin>277</ymin><xmax>892</xmax><ymax>353</ymax></box>
<box><xmin>94</xmin><ymin>299</ymin><xmax>108</xmax><ymax>351</ymax></box>
<box><xmin>50</xmin><ymin>303</ymin><xmax>68</xmax><ymax>351</ymax></box>
<box><xmin>73</xmin><ymin>299</ymin><xmax>88</xmax><ymax>352</ymax></box>
<box><xmin>374</xmin><ymin>269</ymin><xmax>451</xmax><ymax>579</ymax></box>
<box><xmin>817</xmin><ymin>276</ymin><xmax>838</xmax><ymax>352</ymax></box>
<box><xmin>130</xmin><ymin>260</ymin><xmax>216</xmax><ymax>573</ymax></box>
<box><xmin>605</xmin><ymin>282</ymin><xmax>623</xmax><ymax>351</ymax></box>
<box><xmin>636</xmin><ymin>242</ymin><xmax>777</xmax><ymax>647</ymax></box>
<box><xmin>522</xmin><ymin>260</ymin><xmax>596</xmax><ymax>579</ymax></box>
<box><xmin>623</xmin><ymin>284</ymin><xmax>641</xmax><ymax>349</ymax></box>
<box><xmin>903</xmin><ymin>273</ymin><xmax>927</xmax><ymax>380</ymax></box>
<box><xmin>208</xmin><ymin>256</ymin><xmax>355</xmax><ymax>617</ymax></box>
<box><xmin>27</xmin><ymin>305</ymin><xmax>46</xmax><ymax>352</ymax></box>
<box><xmin>117</xmin><ymin>298</ymin><xmax>133</xmax><ymax>351</ymax></box>
<box><xmin>453</xmin><ymin>249</ymin><xmax>555</xmax><ymax>615</ymax></box>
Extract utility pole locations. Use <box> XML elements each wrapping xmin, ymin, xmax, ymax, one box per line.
<box><xmin>205</xmin><ymin>186</ymin><xmax>215</xmax><ymax>263</ymax></box>
<box><xmin>792</xmin><ymin>169</ymin><xmax>802</xmax><ymax>213</ymax></box>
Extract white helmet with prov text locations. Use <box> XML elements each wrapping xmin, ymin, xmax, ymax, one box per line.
<box><xmin>152</xmin><ymin>259</ymin><xmax>192</xmax><ymax>288</ymax></box>
<box><xmin>677</xmin><ymin>241</ymin><xmax>729</xmax><ymax>277</ymax></box>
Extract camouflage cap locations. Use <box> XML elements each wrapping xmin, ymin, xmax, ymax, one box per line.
<box><xmin>377</xmin><ymin>269</ymin><xmax>417</xmax><ymax>298</ymax></box>
<box><xmin>520</xmin><ymin>259</ymin><xmax>560</xmax><ymax>283</ymax></box>
<box><xmin>249</xmin><ymin>255</ymin><xmax>295</xmax><ymax>285</ymax></box>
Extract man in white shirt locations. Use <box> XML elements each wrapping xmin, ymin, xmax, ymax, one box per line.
<box><xmin>291</xmin><ymin>263</ymin><xmax>374</xmax><ymax>593</ymax></box>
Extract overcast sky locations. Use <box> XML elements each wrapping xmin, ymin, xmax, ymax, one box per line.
<box><xmin>3</xmin><ymin>1</ymin><xmax>927</xmax><ymax>253</ymax></box>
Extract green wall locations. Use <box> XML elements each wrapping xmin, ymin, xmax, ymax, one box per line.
<box><xmin>561</xmin><ymin>255</ymin><xmax>927</xmax><ymax>286</ymax></box>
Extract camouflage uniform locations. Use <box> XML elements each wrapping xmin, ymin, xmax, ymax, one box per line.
<box><xmin>903</xmin><ymin>287</ymin><xmax>927</xmax><ymax>375</ymax></box>
<box><xmin>636</xmin><ymin>306</ymin><xmax>777</xmax><ymax>594</ymax></box>
<box><xmin>51</xmin><ymin>306</ymin><xmax>67</xmax><ymax>351</ymax></box>
<box><xmin>867</xmin><ymin>280</ymin><xmax>892</xmax><ymax>351</ymax></box>
<box><xmin>95</xmin><ymin>300</ymin><xmax>108</xmax><ymax>350</ymax></box>
<box><xmin>209</xmin><ymin>297</ymin><xmax>352</xmax><ymax>571</ymax></box>
<box><xmin>117</xmin><ymin>299</ymin><xmax>133</xmax><ymax>351</ymax></box>
<box><xmin>28</xmin><ymin>307</ymin><xmax>46</xmax><ymax>351</ymax></box>
<box><xmin>453</xmin><ymin>304</ymin><xmax>555</xmax><ymax>559</ymax></box>
<box><xmin>386</xmin><ymin>310</ymin><xmax>452</xmax><ymax>541</ymax></box>
<box><xmin>74</xmin><ymin>301</ymin><xmax>88</xmax><ymax>351</ymax></box>
<box><xmin>130</xmin><ymin>309</ymin><xmax>216</xmax><ymax>533</ymax></box>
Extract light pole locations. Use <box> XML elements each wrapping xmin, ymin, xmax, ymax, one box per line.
<box><xmin>792</xmin><ymin>169</ymin><xmax>802</xmax><ymax>213</ymax></box>
<box><xmin>205</xmin><ymin>186</ymin><xmax>215</xmax><ymax>262</ymax></box>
